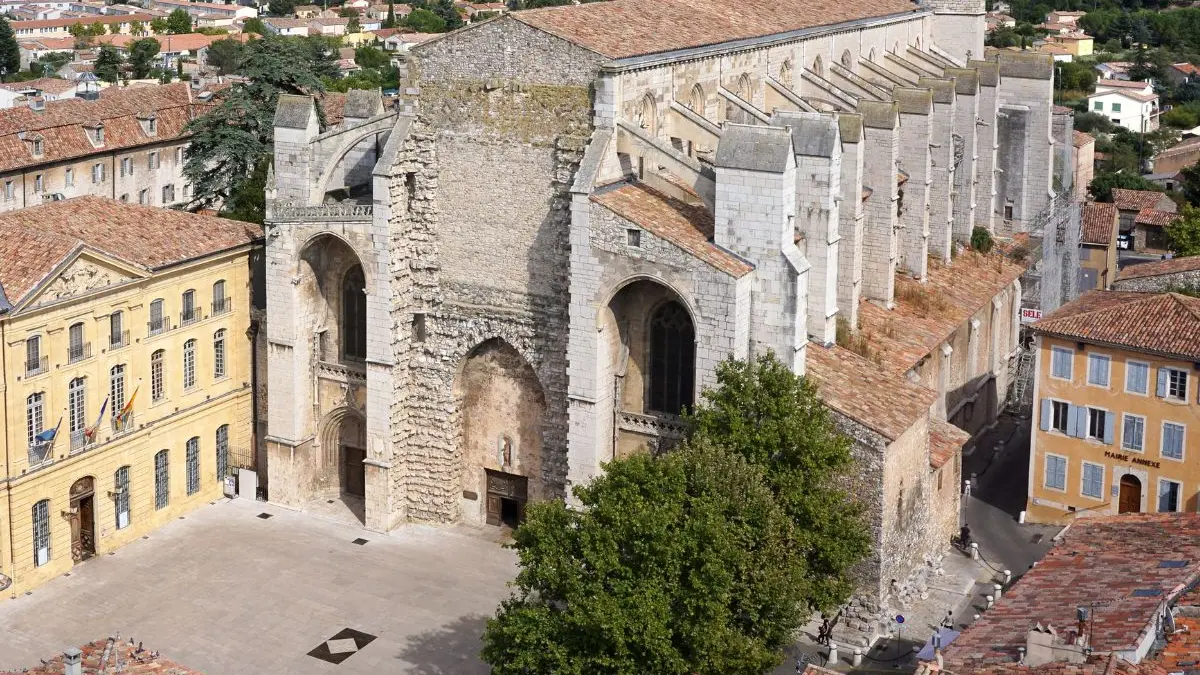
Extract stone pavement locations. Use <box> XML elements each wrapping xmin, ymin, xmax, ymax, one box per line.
<box><xmin>0</xmin><ymin>498</ymin><xmax>517</xmax><ymax>675</ymax></box>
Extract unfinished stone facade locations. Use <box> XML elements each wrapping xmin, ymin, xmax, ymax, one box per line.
<box><xmin>261</xmin><ymin>0</ymin><xmax>1063</xmax><ymax>649</ymax></box>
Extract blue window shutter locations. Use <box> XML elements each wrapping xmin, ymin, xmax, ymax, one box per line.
<box><xmin>1157</xmin><ymin>368</ymin><xmax>1169</xmax><ymax>397</ymax></box>
<box><xmin>1040</xmin><ymin>399</ymin><xmax>1052</xmax><ymax>431</ymax></box>
<box><xmin>1076</xmin><ymin>406</ymin><xmax>1089</xmax><ymax>438</ymax></box>
<box><xmin>1066</xmin><ymin>405</ymin><xmax>1078</xmax><ymax>437</ymax></box>
<box><xmin>1103</xmin><ymin>412</ymin><xmax>1114</xmax><ymax>444</ymax></box>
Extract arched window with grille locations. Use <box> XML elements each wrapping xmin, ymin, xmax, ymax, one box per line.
<box><xmin>186</xmin><ymin>437</ymin><xmax>200</xmax><ymax>495</ymax></box>
<box><xmin>736</xmin><ymin>73</ymin><xmax>753</xmax><ymax>101</ymax></box>
<box><xmin>647</xmin><ymin>301</ymin><xmax>695</xmax><ymax>416</ymax></box>
<box><xmin>213</xmin><ymin>329</ymin><xmax>226</xmax><ymax>379</ymax></box>
<box><xmin>212</xmin><ymin>279</ymin><xmax>228</xmax><ymax>315</ymax></box>
<box><xmin>32</xmin><ymin>499</ymin><xmax>50</xmax><ymax>566</ymax></box>
<box><xmin>149</xmin><ymin>298</ymin><xmax>166</xmax><ymax>335</ymax></box>
<box><xmin>216</xmin><ymin>424</ymin><xmax>229</xmax><ymax>481</ymax></box>
<box><xmin>26</xmin><ymin>392</ymin><xmax>44</xmax><ymax>451</ymax></box>
<box><xmin>154</xmin><ymin>449</ymin><xmax>169</xmax><ymax>509</ymax></box>
<box><xmin>68</xmin><ymin>377</ymin><xmax>86</xmax><ymax>437</ymax></box>
<box><xmin>114</xmin><ymin>466</ymin><xmax>130</xmax><ymax>529</ymax></box>
<box><xmin>151</xmin><ymin>349</ymin><xmax>165</xmax><ymax>401</ymax></box>
<box><xmin>182</xmin><ymin>339</ymin><xmax>196</xmax><ymax>390</ymax></box>
<box><xmin>110</xmin><ymin>364</ymin><xmax>125</xmax><ymax>418</ymax></box>
<box><xmin>181</xmin><ymin>289</ymin><xmax>198</xmax><ymax>325</ymax></box>
<box><xmin>341</xmin><ymin>265</ymin><xmax>367</xmax><ymax>360</ymax></box>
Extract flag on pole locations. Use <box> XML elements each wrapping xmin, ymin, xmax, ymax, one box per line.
<box><xmin>84</xmin><ymin>396</ymin><xmax>109</xmax><ymax>440</ymax></box>
<box><xmin>117</xmin><ymin>386</ymin><xmax>138</xmax><ymax>421</ymax></box>
<box><xmin>33</xmin><ymin>416</ymin><xmax>62</xmax><ymax>462</ymax></box>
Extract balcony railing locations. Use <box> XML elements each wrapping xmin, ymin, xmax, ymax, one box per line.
<box><xmin>67</xmin><ymin>342</ymin><xmax>92</xmax><ymax>364</ymax></box>
<box><xmin>109</xmin><ymin>330</ymin><xmax>130</xmax><ymax>350</ymax></box>
<box><xmin>180</xmin><ymin>307</ymin><xmax>204</xmax><ymax>327</ymax></box>
<box><xmin>27</xmin><ymin>441</ymin><xmax>52</xmax><ymax>467</ymax></box>
<box><xmin>111</xmin><ymin>413</ymin><xmax>135</xmax><ymax>436</ymax></box>
<box><xmin>148</xmin><ymin>316</ymin><xmax>172</xmax><ymax>337</ymax></box>
<box><xmin>70</xmin><ymin>429</ymin><xmax>92</xmax><ymax>453</ymax></box>
<box><xmin>25</xmin><ymin>356</ymin><xmax>48</xmax><ymax>378</ymax></box>
<box><xmin>212</xmin><ymin>296</ymin><xmax>232</xmax><ymax>316</ymax></box>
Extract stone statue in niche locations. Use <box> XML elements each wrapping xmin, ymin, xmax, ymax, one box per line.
<box><xmin>497</xmin><ymin>435</ymin><xmax>513</xmax><ymax>467</ymax></box>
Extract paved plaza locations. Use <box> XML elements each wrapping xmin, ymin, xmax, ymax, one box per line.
<box><xmin>0</xmin><ymin>498</ymin><xmax>517</xmax><ymax>675</ymax></box>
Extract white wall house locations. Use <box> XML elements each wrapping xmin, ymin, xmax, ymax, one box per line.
<box><xmin>1089</xmin><ymin>81</ymin><xmax>1159</xmax><ymax>133</ymax></box>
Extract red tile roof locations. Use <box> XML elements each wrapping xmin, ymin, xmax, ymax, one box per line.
<box><xmin>1171</xmin><ymin>62</ymin><xmax>1200</xmax><ymax>76</ymax></box>
<box><xmin>9</xmin><ymin>12</ymin><xmax>154</xmax><ymax>29</ymax></box>
<box><xmin>512</xmin><ymin>0</ymin><xmax>921</xmax><ymax>59</ymax></box>
<box><xmin>1072</xmin><ymin>129</ymin><xmax>1094</xmax><ymax>148</ymax></box>
<box><xmin>0</xmin><ymin>197</ymin><xmax>261</xmax><ymax>307</ymax></box>
<box><xmin>1154</xmin><ymin>135</ymin><xmax>1200</xmax><ymax>160</ymax></box>
<box><xmin>1080</xmin><ymin>202</ymin><xmax>1117</xmax><ymax>245</ymax></box>
<box><xmin>590</xmin><ymin>181</ymin><xmax>753</xmax><ymax>278</ymax></box>
<box><xmin>929</xmin><ymin>418</ymin><xmax>968</xmax><ymax>469</ymax></box>
<box><xmin>942</xmin><ymin>513</ymin><xmax>1200</xmax><ymax>671</ymax></box>
<box><xmin>1117</xmin><ymin>254</ymin><xmax>1200</xmax><ymax>281</ymax></box>
<box><xmin>1096</xmin><ymin>78</ymin><xmax>1154</xmax><ymax>90</ymax></box>
<box><xmin>1033</xmin><ymin>290</ymin><xmax>1200</xmax><ymax>360</ymax></box>
<box><xmin>0</xmin><ymin>77</ymin><xmax>76</xmax><ymax>95</ymax></box>
<box><xmin>1135</xmin><ymin>208</ymin><xmax>1181</xmax><ymax>227</ymax></box>
<box><xmin>1112</xmin><ymin>188</ymin><xmax>1169</xmax><ymax>212</ymax></box>
<box><xmin>805</xmin><ymin>343</ymin><xmax>937</xmax><ymax>443</ymax></box>
<box><xmin>0</xmin><ymin>639</ymin><xmax>203</xmax><ymax>675</ymax></box>
<box><xmin>857</xmin><ymin>250</ymin><xmax>1028</xmax><ymax>374</ymax></box>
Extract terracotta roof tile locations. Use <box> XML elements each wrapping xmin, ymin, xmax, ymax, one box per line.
<box><xmin>1154</xmin><ymin>135</ymin><xmax>1200</xmax><ymax>159</ymax></box>
<box><xmin>942</xmin><ymin>513</ymin><xmax>1200</xmax><ymax>671</ymax></box>
<box><xmin>0</xmin><ymin>77</ymin><xmax>76</xmax><ymax>95</ymax></box>
<box><xmin>1033</xmin><ymin>290</ymin><xmax>1200</xmax><ymax>360</ymax></box>
<box><xmin>0</xmin><ymin>196</ymin><xmax>261</xmax><ymax>307</ymax></box>
<box><xmin>590</xmin><ymin>181</ymin><xmax>753</xmax><ymax>278</ymax></box>
<box><xmin>1135</xmin><ymin>208</ymin><xmax>1181</xmax><ymax>227</ymax></box>
<box><xmin>929</xmin><ymin>418</ymin><xmax>967</xmax><ymax>469</ymax></box>
<box><xmin>1072</xmin><ymin>129</ymin><xmax>1094</xmax><ymax>148</ymax></box>
<box><xmin>1117</xmin><ymin>254</ymin><xmax>1200</xmax><ymax>281</ymax></box>
<box><xmin>1171</xmin><ymin>62</ymin><xmax>1200</xmax><ymax>76</ymax></box>
<box><xmin>9</xmin><ymin>13</ymin><xmax>154</xmax><ymax>29</ymax></box>
<box><xmin>857</xmin><ymin>251</ymin><xmax>1028</xmax><ymax>374</ymax></box>
<box><xmin>0</xmin><ymin>639</ymin><xmax>203</xmax><ymax>675</ymax></box>
<box><xmin>1112</xmin><ymin>188</ymin><xmax>1168</xmax><ymax>212</ymax></box>
<box><xmin>1080</xmin><ymin>202</ymin><xmax>1117</xmax><ymax>245</ymax></box>
<box><xmin>1096</xmin><ymin>78</ymin><xmax>1154</xmax><ymax>90</ymax></box>
<box><xmin>512</xmin><ymin>0</ymin><xmax>921</xmax><ymax>59</ymax></box>
<box><xmin>805</xmin><ymin>343</ymin><xmax>936</xmax><ymax>442</ymax></box>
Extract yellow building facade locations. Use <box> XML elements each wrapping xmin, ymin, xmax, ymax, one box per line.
<box><xmin>0</xmin><ymin>197</ymin><xmax>260</xmax><ymax>599</ymax></box>
<box><xmin>1028</xmin><ymin>291</ymin><xmax>1200</xmax><ymax>524</ymax></box>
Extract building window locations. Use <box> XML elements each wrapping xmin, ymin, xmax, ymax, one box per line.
<box><xmin>1044</xmin><ymin>454</ymin><xmax>1067</xmax><ymax>491</ymax></box>
<box><xmin>1050</xmin><ymin>346</ymin><xmax>1073</xmax><ymax>380</ymax></box>
<box><xmin>148</xmin><ymin>151</ymin><xmax>159</xmax><ymax>169</ymax></box>
<box><xmin>342</xmin><ymin>265</ymin><xmax>367</xmax><ymax>360</ymax></box>
<box><xmin>120</xmin><ymin>193</ymin><xmax>128</xmax><ymax>202</ymax></box>
<box><xmin>212</xmin><ymin>280</ymin><xmax>228</xmax><ymax>314</ymax></box>
<box><xmin>213</xmin><ymin>329</ymin><xmax>226</xmax><ymax>378</ymax></box>
<box><xmin>151</xmin><ymin>349</ymin><xmax>165</xmax><ymax>401</ymax></box>
<box><xmin>149</xmin><ymin>298</ymin><xmax>166</xmax><ymax>335</ymax></box>
<box><xmin>1081</xmin><ymin>462</ymin><xmax>1104</xmax><ymax>499</ymax></box>
<box><xmin>1162</xmin><ymin>422</ymin><xmax>1185</xmax><ymax>460</ymax></box>
<box><xmin>93</xmin><ymin>125</ymin><xmax>104</xmax><ymax>145</ymax></box>
<box><xmin>154</xmin><ymin>449</ymin><xmax>169</xmax><ymax>509</ymax></box>
<box><xmin>64</xmin><ymin>167</ymin><xmax>73</xmax><ymax>187</ymax></box>
<box><xmin>162</xmin><ymin>184</ymin><xmax>174</xmax><ymax>204</ymax></box>
<box><xmin>114</xmin><ymin>466</ymin><xmax>130</xmax><ymax>529</ymax></box>
<box><xmin>186</xmin><ymin>437</ymin><xmax>200</xmax><ymax>495</ymax></box>
<box><xmin>32</xmin><ymin>500</ymin><xmax>50</xmax><ymax>567</ymax></box>
<box><xmin>1112</xmin><ymin>102</ymin><xmax>1122</xmax><ymax>113</ymax></box>
<box><xmin>627</xmin><ymin>229</ymin><xmax>641</xmax><ymax>247</ymax></box>
<box><xmin>120</xmin><ymin>157</ymin><xmax>132</xmax><ymax>177</ymax></box>
<box><xmin>5</xmin><ymin>180</ymin><xmax>13</xmax><ymax>200</ymax></box>
<box><xmin>1093</xmin><ymin>100</ymin><xmax>1103</xmax><ymax>111</ymax></box>
<box><xmin>181</xmin><ymin>289</ymin><xmax>198</xmax><ymax>324</ymax></box>
<box><xmin>34</xmin><ymin>173</ymin><xmax>43</xmax><ymax>193</ymax></box>
<box><xmin>68</xmin><ymin>376</ymin><xmax>86</xmax><ymax>436</ymax></box>
<box><xmin>110</xmin><ymin>310</ymin><xmax>125</xmax><ymax>348</ymax></box>
<box><xmin>1125</xmin><ymin>360</ymin><xmax>1149</xmax><ymax>394</ymax></box>
<box><xmin>92</xmin><ymin>162</ymin><xmax>104</xmax><ymax>183</ymax></box>
<box><xmin>1086</xmin><ymin>407</ymin><xmax>1111</xmax><ymax>442</ymax></box>
<box><xmin>648</xmin><ymin>300</ymin><xmax>696</xmax><ymax>415</ymax></box>
<box><xmin>138</xmin><ymin>188</ymin><xmax>148</xmax><ymax>205</ymax></box>
<box><xmin>68</xmin><ymin>321</ymin><xmax>86</xmax><ymax>362</ymax></box>
<box><xmin>32</xmin><ymin>138</ymin><xmax>43</xmax><ymax>156</ymax></box>
<box><xmin>1122</xmin><ymin>413</ymin><xmax>1145</xmax><ymax>452</ymax></box>
<box><xmin>1087</xmin><ymin>353</ymin><xmax>1110</xmax><ymax>387</ymax></box>
<box><xmin>110</xmin><ymin>363</ymin><xmax>125</xmax><ymax>417</ymax></box>
<box><xmin>176</xmin><ymin>147</ymin><xmax>184</xmax><ymax>164</ymax></box>
<box><xmin>216</xmin><ymin>424</ymin><xmax>229</xmax><ymax>481</ymax></box>
<box><xmin>26</xmin><ymin>335</ymin><xmax>43</xmax><ymax>376</ymax></box>
<box><xmin>1050</xmin><ymin>400</ymin><xmax>1069</xmax><ymax>433</ymax></box>
<box><xmin>1159</xmin><ymin>367</ymin><xmax>1188</xmax><ymax>400</ymax></box>
<box><xmin>1158</xmin><ymin>479</ymin><xmax>1181</xmax><ymax>512</ymax></box>
<box><xmin>26</xmin><ymin>392</ymin><xmax>44</xmax><ymax>451</ymax></box>
<box><xmin>182</xmin><ymin>339</ymin><xmax>196</xmax><ymax>390</ymax></box>
<box><xmin>147</xmin><ymin>117</ymin><xmax>157</xmax><ymax>134</ymax></box>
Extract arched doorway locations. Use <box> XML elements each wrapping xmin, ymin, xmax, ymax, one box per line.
<box><xmin>298</xmin><ymin>234</ymin><xmax>368</xmax><ymax>366</ymax></box>
<box><xmin>456</xmin><ymin>339</ymin><xmax>545</xmax><ymax>528</ymax></box>
<box><xmin>69</xmin><ymin>476</ymin><xmax>96</xmax><ymax>562</ymax></box>
<box><xmin>317</xmin><ymin>409</ymin><xmax>367</xmax><ymax>523</ymax></box>
<box><xmin>603</xmin><ymin>280</ymin><xmax>696</xmax><ymax>458</ymax></box>
<box><xmin>1119</xmin><ymin>475</ymin><xmax>1142</xmax><ymax>513</ymax></box>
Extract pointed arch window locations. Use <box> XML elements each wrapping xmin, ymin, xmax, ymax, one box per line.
<box><xmin>647</xmin><ymin>301</ymin><xmax>695</xmax><ymax>416</ymax></box>
<box><xmin>342</xmin><ymin>265</ymin><xmax>367</xmax><ymax>361</ymax></box>
<box><xmin>736</xmin><ymin>73</ymin><xmax>753</xmax><ymax>101</ymax></box>
<box><xmin>812</xmin><ymin>55</ymin><xmax>824</xmax><ymax>77</ymax></box>
<box><xmin>689</xmin><ymin>84</ymin><xmax>705</xmax><ymax>113</ymax></box>
<box><xmin>778</xmin><ymin>61</ymin><xmax>793</xmax><ymax>87</ymax></box>
<box><xmin>639</xmin><ymin>93</ymin><xmax>658</xmax><ymax>135</ymax></box>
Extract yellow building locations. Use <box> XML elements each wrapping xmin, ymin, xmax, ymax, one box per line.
<box><xmin>1028</xmin><ymin>291</ymin><xmax>1200</xmax><ymax>524</ymax></box>
<box><xmin>1079</xmin><ymin>202</ymin><xmax>1118</xmax><ymax>291</ymax></box>
<box><xmin>0</xmin><ymin>197</ymin><xmax>261</xmax><ymax>598</ymax></box>
<box><xmin>1046</xmin><ymin>32</ymin><xmax>1094</xmax><ymax>57</ymax></box>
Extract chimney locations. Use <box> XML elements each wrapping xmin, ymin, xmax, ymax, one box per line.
<box><xmin>1024</xmin><ymin>622</ymin><xmax>1087</xmax><ymax>667</ymax></box>
<box><xmin>30</xmin><ymin>96</ymin><xmax>45</xmax><ymax>112</ymax></box>
<box><xmin>62</xmin><ymin>648</ymin><xmax>82</xmax><ymax>675</ymax></box>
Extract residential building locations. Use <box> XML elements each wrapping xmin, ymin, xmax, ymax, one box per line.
<box><xmin>1046</xmin><ymin>9</ymin><xmax>1085</xmax><ymax>26</ymax></box>
<box><xmin>149</xmin><ymin>0</ymin><xmax>257</xmax><ymax>20</ymax></box>
<box><xmin>309</xmin><ymin>16</ymin><xmax>350</xmax><ymax>36</ymax></box>
<box><xmin>1088</xmin><ymin>80</ymin><xmax>1160</xmax><ymax>132</ymax></box>
<box><xmin>1095</xmin><ymin>60</ymin><xmax>1133</xmax><ymax>80</ymax></box>
<box><xmin>261</xmin><ymin>17</ymin><xmax>310</xmax><ymax>35</ymax></box>
<box><xmin>1027</xmin><ymin>291</ymin><xmax>1200</xmax><ymax>523</ymax></box>
<box><xmin>376</xmin><ymin>30</ymin><xmax>436</xmax><ymax>52</ymax></box>
<box><xmin>0</xmin><ymin>77</ymin><xmax>77</xmax><ymax>109</ymax></box>
<box><xmin>293</xmin><ymin>3</ymin><xmax>321</xmax><ymax>17</ymax></box>
<box><xmin>0</xmin><ymin>82</ymin><xmax>200</xmax><ymax>214</ymax></box>
<box><xmin>94</xmin><ymin>32</ymin><xmax>251</xmax><ymax>68</ymax></box>
<box><xmin>1079</xmin><ymin>202</ymin><xmax>1117</xmax><ymax>290</ymax></box>
<box><xmin>938</xmin><ymin>514</ymin><xmax>1200</xmax><ymax>672</ymax></box>
<box><xmin>1073</xmin><ymin>129</ymin><xmax>1094</xmax><ymax>201</ymax></box>
<box><xmin>1045</xmin><ymin>31</ymin><xmax>1093</xmax><ymax>57</ymax></box>
<box><xmin>365</xmin><ymin>2</ymin><xmax>409</xmax><ymax>20</ymax></box>
<box><xmin>8</xmin><ymin>13</ymin><xmax>156</xmax><ymax>39</ymax></box>
<box><xmin>1168</xmin><ymin>62</ymin><xmax>1200</xmax><ymax>87</ymax></box>
<box><xmin>0</xmin><ymin>197</ymin><xmax>260</xmax><ymax>599</ymax></box>
<box><xmin>16</xmin><ymin>36</ymin><xmax>78</xmax><ymax>71</ymax></box>
<box><xmin>1149</xmin><ymin>135</ymin><xmax>1200</xmax><ymax>176</ymax></box>
<box><xmin>1115</xmin><ymin>255</ymin><xmax>1200</xmax><ymax>292</ymax></box>
<box><xmin>1034</xmin><ymin>42</ymin><xmax>1072</xmax><ymax>62</ymax></box>
<box><xmin>1112</xmin><ymin>188</ymin><xmax>1178</xmax><ymax>252</ymax></box>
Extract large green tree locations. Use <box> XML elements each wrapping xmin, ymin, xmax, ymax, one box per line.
<box><xmin>268</xmin><ymin>0</ymin><xmax>297</xmax><ymax>16</ymax></box>
<box><xmin>383</xmin><ymin>0</ymin><xmax>397</xmax><ymax>27</ymax></box>
<box><xmin>403</xmin><ymin>8</ymin><xmax>445</xmax><ymax>33</ymax></box>
<box><xmin>165</xmin><ymin>8</ymin><xmax>192</xmax><ymax>34</ymax></box>
<box><xmin>0</xmin><ymin>17</ymin><xmax>19</xmax><ymax>81</ymax></box>
<box><xmin>482</xmin><ymin>441</ymin><xmax>809</xmax><ymax>675</ymax></box>
<box><xmin>687</xmin><ymin>353</ymin><xmax>870</xmax><ymax>612</ymax></box>
<box><xmin>183</xmin><ymin>36</ymin><xmax>327</xmax><ymax>218</ymax></box>
<box><xmin>128</xmin><ymin>37</ymin><xmax>161</xmax><ymax>79</ymax></box>
<box><xmin>1179</xmin><ymin>163</ymin><xmax>1200</xmax><ymax>207</ymax></box>
<box><xmin>205</xmin><ymin>37</ymin><xmax>244</xmax><ymax>75</ymax></box>
<box><xmin>1089</xmin><ymin>171</ymin><xmax>1163</xmax><ymax>202</ymax></box>
<box><xmin>1167</xmin><ymin>205</ymin><xmax>1200</xmax><ymax>256</ymax></box>
<box><xmin>93</xmin><ymin>45</ymin><xmax>124</xmax><ymax>83</ymax></box>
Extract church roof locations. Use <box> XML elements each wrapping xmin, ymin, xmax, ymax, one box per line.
<box><xmin>590</xmin><ymin>181</ymin><xmax>753</xmax><ymax>278</ymax></box>
<box><xmin>511</xmin><ymin>0</ymin><xmax>921</xmax><ymax>60</ymax></box>
<box><xmin>805</xmin><ymin>343</ymin><xmax>937</xmax><ymax>443</ymax></box>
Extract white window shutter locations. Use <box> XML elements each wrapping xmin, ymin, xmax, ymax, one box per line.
<box><xmin>1040</xmin><ymin>399</ymin><xmax>1052</xmax><ymax>431</ymax></box>
<box><xmin>1157</xmin><ymin>368</ymin><xmax>1169</xmax><ymax>397</ymax></box>
<box><xmin>1103</xmin><ymin>413</ymin><xmax>1114</xmax><ymax>445</ymax></box>
<box><xmin>1067</xmin><ymin>405</ymin><xmax>1079</xmax><ymax>437</ymax></box>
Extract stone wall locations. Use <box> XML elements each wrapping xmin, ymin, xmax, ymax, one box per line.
<box><xmin>1114</xmin><ymin>269</ymin><xmax>1200</xmax><ymax>292</ymax></box>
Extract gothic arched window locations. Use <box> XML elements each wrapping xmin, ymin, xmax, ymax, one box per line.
<box><xmin>779</xmin><ymin>61</ymin><xmax>793</xmax><ymax>87</ymax></box>
<box><xmin>342</xmin><ymin>265</ymin><xmax>367</xmax><ymax>360</ymax></box>
<box><xmin>689</xmin><ymin>84</ymin><xmax>705</xmax><ymax>113</ymax></box>
<box><xmin>647</xmin><ymin>301</ymin><xmax>695</xmax><ymax>416</ymax></box>
<box><xmin>736</xmin><ymin>73</ymin><xmax>753</xmax><ymax>101</ymax></box>
<box><xmin>639</xmin><ymin>93</ymin><xmax>658</xmax><ymax>135</ymax></box>
<box><xmin>812</xmin><ymin>55</ymin><xmax>824</xmax><ymax>77</ymax></box>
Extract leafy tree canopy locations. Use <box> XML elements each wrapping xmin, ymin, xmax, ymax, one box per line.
<box><xmin>1167</xmin><ymin>205</ymin><xmax>1200</xmax><ymax>256</ymax></box>
<box><xmin>0</xmin><ymin>17</ymin><xmax>18</xmax><ymax>80</ymax></box>
<box><xmin>242</xmin><ymin>17</ymin><xmax>267</xmax><ymax>35</ymax></box>
<box><xmin>1179</xmin><ymin>163</ymin><xmax>1200</xmax><ymax>207</ymax></box>
<box><xmin>205</xmin><ymin>37</ymin><xmax>245</xmax><ymax>75</ymax></box>
<box><xmin>268</xmin><ymin>0</ymin><xmax>297</xmax><ymax>16</ymax></box>
<box><xmin>403</xmin><ymin>8</ymin><xmax>445</xmax><ymax>32</ymax></box>
<box><xmin>1089</xmin><ymin>171</ymin><xmax>1162</xmax><ymax>202</ymax></box>
<box><xmin>150</xmin><ymin>17</ymin><xmax>169</xmax><ymax>34</ymax></box>
<box><xmin>165</xmin><ymin>8</ymin><xmax>192</xmax><ymax>34</ymax></box>
<box><xmin>94</xmin><ymin>45</ymin><xmax>124</xmax><ymax>84</ymax></box>
<box><xmin>128</xmin><ymin>37</ymin><xmax>161</xmax><ymax>79</ymax></box>
<box><xmin>353</xmin><ymin>45</ymin><xmax>389</xmax><ymax>70</ymax></box>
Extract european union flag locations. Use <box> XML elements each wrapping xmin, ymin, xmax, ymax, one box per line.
<box><xmin>34</xmin><ymin>427</ymin><xmax>57</xmax><ymax>443</ymax></box>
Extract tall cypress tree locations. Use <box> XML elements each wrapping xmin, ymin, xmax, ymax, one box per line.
<box><xmin>384</xmin><ymin>0</ymin><xmax>397</xmax><ymax>28</ymax></box>
<box><xmin>0</xmin><ymin>17</ymin><xmax>19</xmax><ymax>81</ymax></box>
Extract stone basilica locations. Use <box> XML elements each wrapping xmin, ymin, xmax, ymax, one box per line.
<box><xmin>261</xmin><ymin>0</ymin><xmax>1065</xmax><ymax>643</ymax></box>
